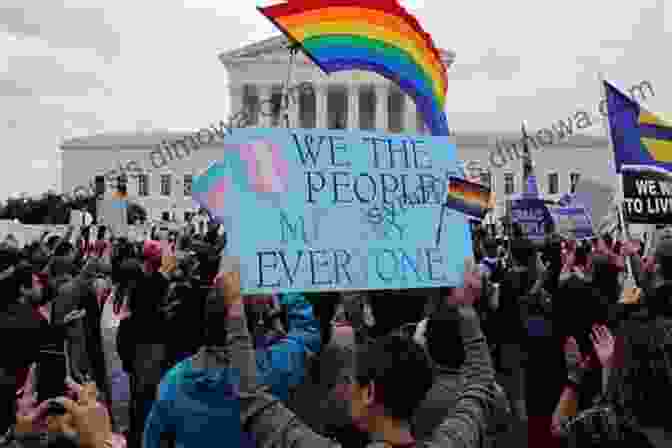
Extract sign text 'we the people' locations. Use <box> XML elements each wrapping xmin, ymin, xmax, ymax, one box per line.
<box><xmin>213</xmin><ymin>128</ymin><xmax>470</xmax><ymax>294</ymax></box>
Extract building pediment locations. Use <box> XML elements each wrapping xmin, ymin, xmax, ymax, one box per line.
<box><xmin>219</xmin><ymin>35</ymin><xmax>455</xmax><ymax>69</ymax></box>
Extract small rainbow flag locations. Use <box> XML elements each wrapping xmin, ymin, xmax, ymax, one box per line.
<box><xmin>258</xmin><ymin>0</ymin><xmax>449</xmax><ymax>136</ymax></box>
<box><xmin>444</xmin><ymin>177</ymin><xmax>491</xmax><ymax>220</ymax></box>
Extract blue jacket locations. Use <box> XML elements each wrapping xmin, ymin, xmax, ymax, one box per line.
<box><xmin>143</xmin><ymin>355</ymin><xmax>247</xmax><ymax>448</ymax></box>
<box><xmin>143</xmin><ymin>293</ymin><xmax>320</xmax><ymax>448</ymax></box>
<box><xmin>254</xmin><ymin>293</ymin><xmax>321</xmax><ymax>403</ymax></box>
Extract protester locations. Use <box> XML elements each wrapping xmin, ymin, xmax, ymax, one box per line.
<box><xmin>9</xmin><ymin>211</ymin><xmax>669</xmax><ymax>448</ymax></box>
<box><xmin>196</xmin><ymin>261</ymin><xmax>499</xmax><ymax>447</ymax></box>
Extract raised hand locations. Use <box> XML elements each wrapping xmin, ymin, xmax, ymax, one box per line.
<box><xmin>564</xmin><ymin>336</ymin><xmax>590</xmax><ymax>385</ymax></box>
<box><xmin>447</xmin><ymin>259</ymin><xmax>481</xmax><ymax>306</ymax></box>
<box><xmin>15</xmin><ymin>364</ymin><xmax>49</xmax><ymax>434</ymax></box>
<box><xmin>622</xmin><ymin>240</ymin><xmax>640</xmax><ymax>257</ymax></box>
<box><xmin>56</xmin><ymin>379</ymin><xmax>113</xmax><ymax>448</ymax></box>
<box><xmin>590</xmin><ymin>325</ymin><xmax>615</xmax><ymax>369</ymax></box>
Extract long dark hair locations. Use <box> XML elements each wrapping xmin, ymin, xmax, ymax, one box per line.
<box><xmin>606</xmin><ymin>317</ymin><xmax>672</xmax><ymax>431</ymax></box>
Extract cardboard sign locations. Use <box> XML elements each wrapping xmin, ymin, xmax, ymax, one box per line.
<box><xmin>193</xmin><ymin>128</ymin><xmax>471</xmax><ymax>294</ymax></box>
<box><xmin>69</xmin><ymin>210</ymin><xmax>83</xmax><ymax>226</ymax></box>
<box><xmin>97</xmin><ymin>199</ymin><xmax>128</xmax><ymax>236</ymax></box>
<box><xmin>622</xmin><ymin>167</ymin><xmax>672</xmax><ymax>224</ymax></box>
<box><xmin>510</xmin><ymin>199</ymin><xmax>553</xmax><ymax>241</ymax></box>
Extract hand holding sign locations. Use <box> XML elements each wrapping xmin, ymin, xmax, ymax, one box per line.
<box><xmin>446</xmin><ymin>258</ymin><xmax>481</xmax><ymax>306</ymax></box>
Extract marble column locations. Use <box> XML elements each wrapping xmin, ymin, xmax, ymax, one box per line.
<box><xmin>284</xmin><ymin>84</ymin><xmax>299</xmax><ymax>128</ymax></box>
<box><xmin>229</xmin><ymin>84</ymin><xmax>244</xmax><ymax>122</ymax></box>
<box><xmin>406</xmin><ymin>95</ymin><xmax>418</xmax><ymax>134</ymax></box>
<box><xmin>347</xmin><ymin>83</ymin><xmax>360</xmax><ymax>130</ymax></box>
<box><xmin>258</xmin><ymin>85</ymin><xmax>273</xmax><ymax>128</ymax></box>
<box><xmin>375</xmin><ymin>84</ymin><xmax>388</xmax><ymax>132</ymax></box>
<box><xmin>316</xmin><ymin>84</ymin><xmax>328</xmax><ymax>129</ymax></box>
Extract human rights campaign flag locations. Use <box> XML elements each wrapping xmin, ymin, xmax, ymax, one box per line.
<box><xmin>605</xmin><ymin>81</ymin><xmax>672</xmax><ymax>173</ymax></box>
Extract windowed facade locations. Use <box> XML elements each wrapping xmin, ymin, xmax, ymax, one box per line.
<box><xmin>183</xmin><ymin>174</ymin><xmax>193</xmax><ymax>196</ymax></box>
<box><xmin>298</xmin><ymin>83</ymin><xmax>316</xmax><ymax>128</ymax></box>
<box><xmin>569</xmin><ymin>172</ymin><xmax>581</xmax><ymax>194</ymax></box>
<box><xmin>242</xmin><ymin>85</ymin><xmax>259</xmax><ymax>126</ymax></box>
<box><xmin>270</xmin><ymin>86</ymin><xmax>283</xmax><ymax>127</ymax></box>
<box><xmin>387</xmin><ymin>88</ymin><xmax>405</xmax><ymax>133</ymax></box>
<box><xmin>504</xmin><ymin>173</ymin><xmax>515</xmax><ymax>195</ymax></box>
<box><xmin>160</xmin><ymin>174</ymin><xmax>171</xmax><ymax>196</ymax></box>
<box><xmin>480</xmin><ymin>171</ymin><xmax>492</xmax><ymax>189</ymax></box>
<box><xmin>548</xmin><ymin>172</ymin><xmax>559</xmax><ymax>195</ymax></box>
<box><xmin>138</xmin><ymin>174</ymin><xmax>149</xmax><ymax>196</ymax></box>
<box><xmin>359</xmin><ymin>85</ymin><xmax>376</xmax><ymax>130</ymax></box>
<box><xmin>327</xmin><ymin>86</ymin><xmax>348</xmax><ymax>130</ymax></box>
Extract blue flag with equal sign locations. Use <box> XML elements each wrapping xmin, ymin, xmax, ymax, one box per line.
<box><xmin>604</xmin><ymin>81</ymin><xmax>672</xmax><ymax>173</ymax></box>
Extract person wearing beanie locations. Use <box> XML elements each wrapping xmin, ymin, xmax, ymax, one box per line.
<box><xmin>143</xmin><ymin>240</ymin><xmax>163</xmax><ymax>274</ymax></box>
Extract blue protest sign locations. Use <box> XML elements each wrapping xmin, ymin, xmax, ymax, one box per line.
<box><xmin>510</xmin><ymin>198</ymin><xmax>552</xmax><ymax>240</ymax></box>
<box><xmin>193</xmin><ymin>128</ymin><xmax>471</xmax><ymax>294</ymax></box>
<box><xmin>549</xmin><ymin>206</ymin><xmax>594</xmax><ymax>239</ymax></box>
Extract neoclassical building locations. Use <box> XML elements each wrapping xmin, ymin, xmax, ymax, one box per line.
<box><xmin>219</xmin><ymin>35</ymin><xmax>455</xmax><ymax>134</ymax></box>
<box><xmin>60</xmin><ymin>36</ymin><xmax>614</xmax><ymax>222</ymax></box>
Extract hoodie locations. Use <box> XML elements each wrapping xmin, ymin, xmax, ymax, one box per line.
<box><xmin>253</xmin><ymin>293</ymin><xmax>321</xmax><ymax>403</ymax></box>
<box><xmin>143</xmin><ymin>354</ymin><xmax>248</xmax><ymax>448</ymax></box>
<box><xmin>143</xmin><ymin>293</ymin><xmax>319</xmax><ymax>448</ymax></box>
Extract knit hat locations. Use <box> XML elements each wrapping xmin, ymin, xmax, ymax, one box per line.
<box><xmin>143</xmin><ymin>240</ymin><xmax>162</xmax><ymax>272</ymax></box>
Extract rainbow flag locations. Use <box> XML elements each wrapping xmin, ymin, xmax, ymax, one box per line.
<box><xmin>258</xmin><ymin>0</ymin><xmax>449</xmax><ymax>136</ymax></box>
<box><xmin>444</xmin><ymin>177</ymin><xmax>491</xmax><ymax>220</ymax></box>
<box><xmin>605</xmin><ymin>81</ymin><xmax>672</xmax><ymax>173</ymax></box>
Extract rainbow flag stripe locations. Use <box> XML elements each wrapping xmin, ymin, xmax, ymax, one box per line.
<box><xmin>445</xmin><ymin>177</ymin><xmax>491</xmax><ymax>220</ymax></box>
<box><xmin>258</xmin><ymin>0</ymin><xmax>449</xmax><ymax>135</ymax></box>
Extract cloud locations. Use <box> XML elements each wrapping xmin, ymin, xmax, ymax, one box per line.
<box><xmin>4</xmin><ymin>55</ymin><xmax>105</xmax><ymax>97</ymax></box>
<box><xmin>0</xmin><ymin>2</ymin><xmax>121</xmax><ymax>60</ymax></box>
<box><xmin>449</xmin><ymin>48</ymin><xmax>521</xmax><ymax>81</ymax></box>
<box><xmin>0</xmin><ymin>78</ymin><xmax>34</xmax><ymax>96</ymax></box>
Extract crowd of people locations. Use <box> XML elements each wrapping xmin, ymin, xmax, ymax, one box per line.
<box><xmin>0</xmin><ymin>216</ymin><xmax>671</xmax><ymax>447</ymax></box>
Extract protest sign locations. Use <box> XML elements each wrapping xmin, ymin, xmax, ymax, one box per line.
<box><xmin>97</xmin><ymin>199</ymin><xmax>128</xmax><ymax>236</ymax></box>
<box><xmin>510</xmin><ymin>199</ymin><xmax>553</xmax><ymax>241</ymax></box>
<box><xmin>69</xmin><ymin>210</ymin><xmax>83</xmax><ymax>226</ymax></box>
<box><xmin>622</xmin><ymin>167</ymin><xmax>672</xmax><ymax>224</ymax></box>
<box><xmin>549</xmin><ymin>205</ymin><xmax>594</xmax><ymax>239</ymax></box>
<box><xmin>193</xmin><ymin>128</ymin><xmax>471</xmax><ymax>294</ymax></box>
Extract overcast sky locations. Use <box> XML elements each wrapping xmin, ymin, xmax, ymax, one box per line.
<box><xmin>0</xmin><ymin>0</ymin><xmax>669</xmax><ymax>199</ymax></box>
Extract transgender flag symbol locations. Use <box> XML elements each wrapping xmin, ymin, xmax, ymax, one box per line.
<box><xmin>192</xmin><ymin>140</ymin><xmax>289</xmax><ymax>222</ymax></box>
<box><xmin>234</xmin><ymin>139</ymin><xmax>288</xmax><ymax>194</ymax></box>
<box><xmin>192</xmin><ymin>161</ymin><xmax>230</xmax><ymax>222</ymax></box>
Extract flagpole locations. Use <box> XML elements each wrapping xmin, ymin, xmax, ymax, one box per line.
<box><xmin>281</xmin><ymin>43</ymin><xmax>299</xmax><ymax>129</ymax></box>
<box><xmin>598</xmin><ymin>72</ymin><xmax>634</xmax><ymax>281</ymax></box>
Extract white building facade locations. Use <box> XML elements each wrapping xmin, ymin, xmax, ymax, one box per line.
<box><xmin>60</xmin><ymin>36</ymin><xmax>616</xmax><ymax>222</ymax></box>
